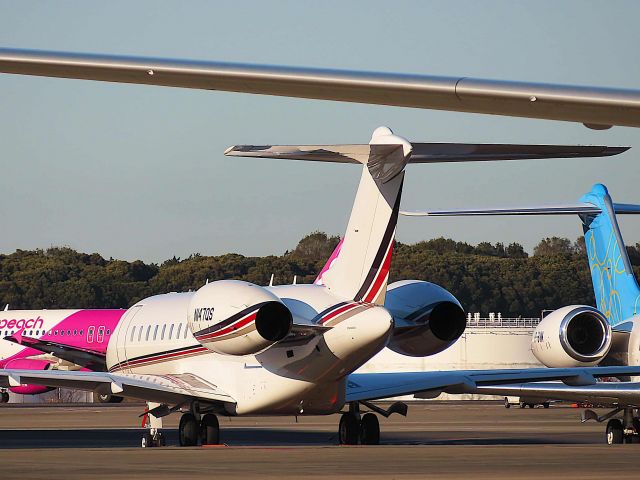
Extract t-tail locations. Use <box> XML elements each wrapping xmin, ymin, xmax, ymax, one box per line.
<box><xmin>579</xmin><ymin>184</ymin><xmax>640</xmax><ymax>325</ymax></box>
<box><xmin>225</xmin><ymin>128</ymin><xmax>628</xmax><ymax>306</ymax></box>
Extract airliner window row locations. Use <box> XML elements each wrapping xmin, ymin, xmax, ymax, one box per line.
<box><xmin>1</xmin><ymin>329</ymin><xmax>111</xmax><ymax>337</ymax></box>
<box><xmin>128</xmin><ymin>323</ymin><xmax>189</xmax><ymax>343</ymax></box>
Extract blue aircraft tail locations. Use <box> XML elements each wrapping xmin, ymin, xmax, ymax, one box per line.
<box><xmin>580</xmin><ymin>184</ymin><xmax>640</xmax><ymax>326</ymax></box>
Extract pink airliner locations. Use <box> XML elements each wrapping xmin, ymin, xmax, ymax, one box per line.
<box><xmin>0</xmin><ymin>308</ymin><xmax>125</xmax><ymax>402</ymax></box>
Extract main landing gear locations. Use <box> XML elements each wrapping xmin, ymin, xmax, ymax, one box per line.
<box><xmin>140</xmin><ymin>401</ymin><xmax>221</xmax><ymax>447</ymax></box>
<box><xmin>338</xmin><ymin>401</ymin><xmax>407</xmax><ymax>445</ymax></box>
<box><xmin>583</xmin><ymin>407</ymin><xmax>640</xmax><ymax>444</ymax></box>
<box><xmin>178</xmin><ymin>412</ymin><xmax>220</xmax><ymax>446</ymax></box>
<box><xmin>95</xmin><ymin>393</ymin><xmax>124</xmax><ymax>403</ymax></box>
<box><xmin>0</xmin><ymin>390</ymin><xmax>9</xmax><ymax>403</ymax></box>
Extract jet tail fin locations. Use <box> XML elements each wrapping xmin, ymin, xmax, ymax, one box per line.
<box><xmin>580</xmin><ymin>184</ymin><xmax>640</xmax><ymax>325</ymax></box>
<box><xmin>226</xmin><ymin>129</ymin><xmax>628</xmax><ymax>306</ymax></box>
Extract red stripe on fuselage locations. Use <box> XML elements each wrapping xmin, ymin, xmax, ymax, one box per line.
<box><xmin>196</xmin><ymin>312</ymin><xmax>258</xmax><ymax>341</ymax></box>
<box><xmin>364</xmin><ymin>240</ymin><xmax>394</xmax><ymax>303</ymax></box>
<box><xmin>109</xmin><ymin>345</ymin><xmax>208</xmax><ymax>372</ymax></box>
<box><xmin>320</xmin><ymin>303</ymin><xmax>360</xmax><ymax>325</ymax></box>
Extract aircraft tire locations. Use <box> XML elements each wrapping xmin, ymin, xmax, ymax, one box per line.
<box><xmin>96</xmin><ymin>393</ymin><xmax>123</xmax><ymax>403</ymax></box>
<box><xmin>606</xmin><ymin>419</ymin><xmax>623</xmax><ymax>444</ymax></box>
<box><xmin>179</xmin><ymin>413</ymin><xmax>199</xmax><ymax>446</ymax></box>
<box><xmin>0</xmin><ymin>392</ymin><xmax>9</xmax><ymax>403</ymax></box>
<box><xmin>339</xmin><ymin>412</ymin><xmax>359</xmax><ymax>445</ymax></box>
<box><xmin>200</xmin><ymin>414</ymin><xmax>220</xmax><ymax>445</ymax></box>
<box><xmin>141</xmin><ymin>432</ymin><xmax>153</xmax><ymax>448</ymax></box>
<box><xmin>359</xmin><ymin>413</ymin><xmax>380</xmax><ymax>445</ymax></box>
<box><xmin>504</xmin><ymin>398</ymin><xmax>510</xmax><ymax>409</ymax></box>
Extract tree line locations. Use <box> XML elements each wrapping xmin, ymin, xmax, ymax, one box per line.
<box><xmin>1</xmin><ymin>231</ymin><xmax>639</xmax><ymax>317</ymax></box>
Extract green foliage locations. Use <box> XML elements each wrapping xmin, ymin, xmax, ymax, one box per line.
<box><xmin>2</xmin><ymin>233</ymin><xmax>637</xmax><ymax>317</ymax></box>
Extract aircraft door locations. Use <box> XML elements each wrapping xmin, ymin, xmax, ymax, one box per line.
<box><xmin>114</xmin><ymin>306</ymin><xmax>142</xmax><ymax>373</ymax></box>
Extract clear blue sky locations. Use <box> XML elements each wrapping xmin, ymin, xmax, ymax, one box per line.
<box><xmin>1</xmin><ymin>1</ymin><xmax>639</xmax><ymax>262</ymax></box>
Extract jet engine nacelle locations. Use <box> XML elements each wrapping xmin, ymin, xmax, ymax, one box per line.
<box><xmin>384</xmin><ymin>280</ymin><xmax>466</xmax><ymax>357</ymax></box>
<box><xmin>188</xmin><ymin>280</ymin><xmax>292</xmax><ymax>356</ymax></box>
<box><xmin>4</xmin><ymin>358</ymin><xmax>55</xmax><ymax>395</ymax></box>
<box><xmin>532</xmin><ymin>305</ymin><xmax>612</xmax><ymax>367</ymax></box>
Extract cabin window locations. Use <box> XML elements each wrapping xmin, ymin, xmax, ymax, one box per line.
<box><xmin>138</xmin><ymin>326</ymin><xmax>143</xmax><ymax>342</ymax></box>
<box><xmin>176</xmin><ymin>323</ymin><xmax>182</xmax><ymax>339</ymax></box>
<box><xmin>161</xmin><ymin>324</ymin><xmax>166</xmax><ymax>340</ymax></box>
<box><xmin>153</xmin><ymin>325</ymin><xmax>158</xmax><ymax>341</ymax></box>
<box><xmin>106</xmin><ymin>329</ymin><xmax>110</xmax><ymax>335</ymax></box>
<box><xmin>97</xmin><ymin>327</ymin><xmax>105</xmax><ymax>343</ymax></box>
<box><xmin>80</xmin><ymin>329</ymin><xmax>83</xmax><ymax>336</ymax></box>
<box><xmin>130</xmin><ymin>326</ymin><xmax>136</xmax><ymax>342</ymax></box>
<box><xmin>73</xmin><ymin>330</ymin><xmax>77</xmax><ymax>336</ymax></box>
<box><xmin>184</xmin><ymin>323</ymin><xmax>189</xmax><ymax>339</ymax></box>
<box><xmin>169</xmin><ymin>324</ymin><xmax>174</xmax><ymax>339</ymax></box>
<box><xmin>145</xmin><ymin>325</ymin><xmax>151</xmax><ymax>341</ymax></box>
<box><xmin>60</xmin><ymin>330</ymin><xmax>64</xmax><ymax>336</ymax></box>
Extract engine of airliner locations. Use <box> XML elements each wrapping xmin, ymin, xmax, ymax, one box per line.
<box><xmin>3</xmin><ymin>359</ymin><xmax>55</xmax><ymax>395</ymax></box>
<box><xmin>531</xmin><ymin>305</ymin><xmax>612</xmax><ymax>367</ymax></box>
<box><xmin>384</xmin><ymin>280</ymin><xmax>466</xmax><ymax>357</ymax></box>
<box><xmin>188</xmin><ymin>280</ymin><xmax>293</xmax><ymax>356</ymax></box>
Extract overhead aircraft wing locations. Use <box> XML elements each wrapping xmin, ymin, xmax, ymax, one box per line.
<box><xmin>401</xmin><ymin>202</ymin><xmax>640</xmax><ymax>217</ymax></box>
<box><xmin>0</xmin><ymin>369</ymin><xmax>236</xmax><ymax>407</ymax></box>
<box><xmin>346</xmin><ymin>366</ymin><xmax>640</xmax><ymax>402</ymax></box>
<box><xmin>4</xmin><ymin>333</ymin><xmax>106</xmax><ymax>371</ymax></box>
<box><xmin>1</xmin><ymin>48</ymin><xmax>639</xmax><ymax>128</ymax></box>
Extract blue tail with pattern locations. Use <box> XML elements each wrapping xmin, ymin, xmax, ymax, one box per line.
<box><xmin>580</xmin><ymin>184</ymin><xmax>640</xmax><ymax>326</ymax></box>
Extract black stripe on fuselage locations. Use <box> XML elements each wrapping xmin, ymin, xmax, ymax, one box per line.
<box><xmin>108</xmin><ymin>343</ymin><xmax>203</xmax><ymax>371</ymax></box>
<box><xmin>311</xmin><ymin>301</ymin><xmax>349</xmax><ymax>323</ymax></box>
<box><xmin>193</xmin><ymin>301</ymin><xmax>270</xmax><ymax>337</ymax></box>
<box><xmin>353</xmin><ymin>178</ymin><xmax>403</xmax><ymax>301</ymax></box>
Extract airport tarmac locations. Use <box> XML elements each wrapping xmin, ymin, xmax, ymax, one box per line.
<box><xmin>0</xmin><ymin>401</ymin><xmax>635</xmax><ymax>479</ymax></box>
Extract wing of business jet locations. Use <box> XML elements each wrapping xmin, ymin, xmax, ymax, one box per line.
<box><xmin>1</xmin><ymin>48</ymin><xmax>639</xmax><ymax>128</ymax></box>
<box><xmin>458</xmin><ymin>382</ymin><xmax>640</xmax><ymax>407</ymax></box>
<box><xmin>345</xmin><ymin>366</ymin><xmax>640</xmax><ymax>402</ymax></box>
<box><xmin>3</xmin><ymin>364</ymin><xmax>640</xmax><ymax>407</ymax></box>
<box><xmin>0</xmin><ymin>369</ymin><xmax>236</xmax><ymax>408</ymax></box>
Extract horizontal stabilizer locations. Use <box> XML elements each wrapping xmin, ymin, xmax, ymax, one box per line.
<box><xmin>226</xmin><ymin>143</ymin><xmax>628</xmax><ymax>164</ymax></box>
<box><xmin>402</xmin><ymin>202</ymin><xmax>640</xmax><ymax>217</ymax></box>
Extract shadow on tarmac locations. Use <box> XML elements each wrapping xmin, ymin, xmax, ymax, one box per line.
<box><xmin>0</xmin><ymin>428</ymin><xmax>592</xmax><ymax>449</ymax></box>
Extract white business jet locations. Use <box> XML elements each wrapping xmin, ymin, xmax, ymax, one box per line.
<box><xmin>2</xmin><ymin>127</ymin><xmax>639</xmax><ymax>447</ymax></box>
